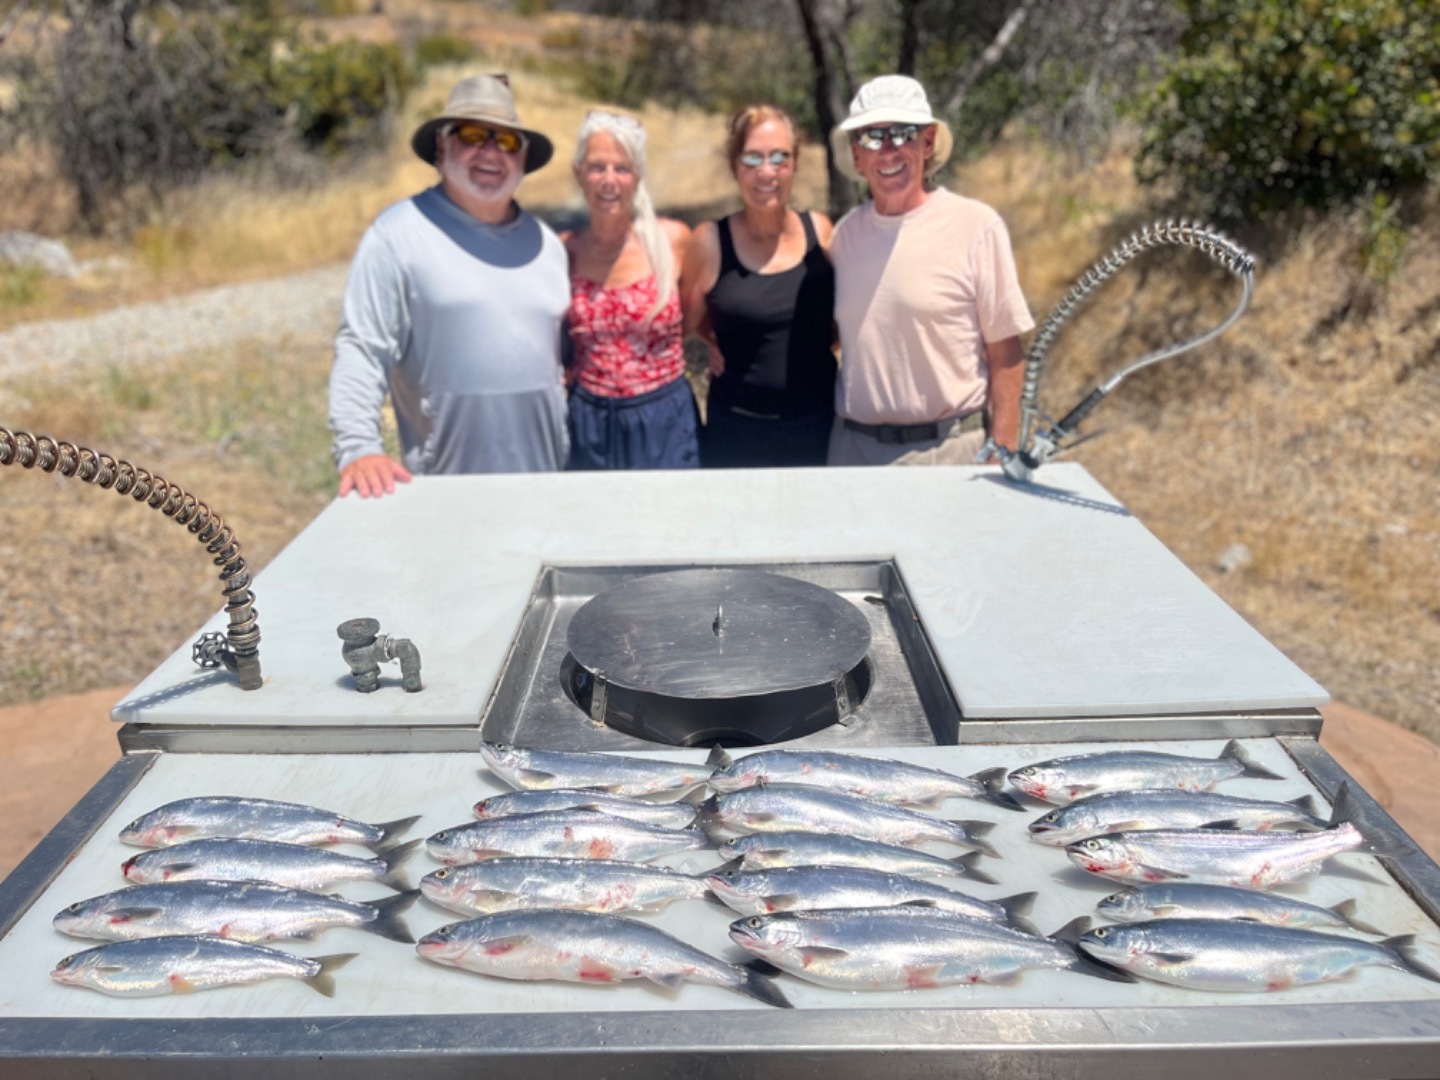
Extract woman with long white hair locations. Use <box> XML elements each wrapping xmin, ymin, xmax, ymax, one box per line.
<box><xmin>561</xmin><ymin>109</ymin><xmax>697</xmax><ymax>470</ymax></box>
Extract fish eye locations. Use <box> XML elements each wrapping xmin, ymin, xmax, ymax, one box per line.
<box><xmin>435</xmin><ymin>831</ymin><xmax>448</xmax><ymax>841</ymax></box>
<box><xmin>1102</xmin><ymin>893</ymin><xmax>1120</xmax><ymax>904</ymax></box>
<box><xmin>1042</xmin><ymin>812</ymin><xmax>1059</xmax><ymax>823</ymax></box>
<box><xmin>1094</xmin><ymin>927</ymin><xmax>1110</xmax><ymax>939</ymax></box>
<box><xmin>66</xmin><ymin>902</ymin><xmax>84</xmax><ymax>913</ymax></box>
<box><xmin>494</xmin><ymin>743</ymin><xmax>511</xmax><ymax>751</ymax></box>
<box><xmin>433</xmin><ymin>868</ymin><xmax>449</xmax><ymax>879</ymax></box>
<box><xmin>59</xmin><ymin>954</ymin><xmax>75</xmax><ymax>965</ymax></box>
<box><xmin>1085</xmin><ymin>839</ymin><xmax>1101</xmax><ymax>850</ymax></box>
<box><xmin>745</xmin><ymin>917</ymin><xmax>763</xmax><ymax>928</ymax></box>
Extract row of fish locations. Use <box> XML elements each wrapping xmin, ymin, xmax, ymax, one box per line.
<box><xmin>44</xmin><ymin>739</ymin><xmax>1440</xmax><ymax>1000</ymax></box>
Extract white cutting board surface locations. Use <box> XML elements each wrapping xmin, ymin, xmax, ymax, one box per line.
<box><xmin>111</xmin><ymin>463</ymin><xmax>1326</xmax><ymax>725</ymax></box>
<box><xmin>1</xmin><ymin>741</ymin><xmax>1436</xmax><ymax>1019</ymax></box>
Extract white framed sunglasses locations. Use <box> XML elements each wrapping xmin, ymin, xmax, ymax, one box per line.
<box><xmin>738</xmin><ymin>149</ymin><xmax>793</xmax><ymax>168</ymax></box>
<box><xmin>852</xmin><ymin>124</ymin><xmax>923</xmax><ymax>151</ymax></box>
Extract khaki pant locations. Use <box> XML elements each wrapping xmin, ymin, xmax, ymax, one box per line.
<box><xmin>826</xmin><ymin>417</ymin><xmax>987</xmax><ymax>466</ymax></box>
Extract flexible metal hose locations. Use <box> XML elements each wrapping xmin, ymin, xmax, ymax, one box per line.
<box><xmin>1018</xmin><ymin>219</ymin><xmax>1256</xmax><ymax>451</ymax></box>
<box><xmin>0</xmin><ymin>427</ymin><xmax>262</xmax><ymax>690</ymax></box>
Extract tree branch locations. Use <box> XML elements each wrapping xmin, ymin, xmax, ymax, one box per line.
<box><xmin>943</xmin><ymin>0</ymin><xmax>1043</xmax><ymax>115</ymax></box>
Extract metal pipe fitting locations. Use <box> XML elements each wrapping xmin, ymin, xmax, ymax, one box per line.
<box><xmin>337</xmin><ymin>618</ymin><xmax>423</xmax><ymax>693</ymax></box>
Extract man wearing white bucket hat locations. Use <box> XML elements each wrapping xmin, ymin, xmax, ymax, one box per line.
<box><xmin>826</xmin><ymin>75</ymin><xmax>1034</xmax><ymax>466</ymax></box>
<box><xmin>329</xmin><ymin>74</ymin><xmax>571</xmax><ymax>497</ymax></box>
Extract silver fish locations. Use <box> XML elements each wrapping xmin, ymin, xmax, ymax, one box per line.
<box><xmin>426</xmin><ymin>810</ymin><xmax>706</xmax><ymax>865</ymax></box>
<box><xmin>719</xmin><ymin>831</ymin><xmax>999</xmax><ymax>884</ymax></box>
<box><xmin>121</xmin><ymin>837</ymin><xmax>419</xmax><ymax>892</ymax></box>
<box><xmin>474</xmin><ymin>788</ymin><xmax>702</xmax><ymax>829</ymax></box>
<box><xmin>706</xmin><ymin>747</ymin><xmax>1022</xmax><ymax>811</ymax></box>
<box><xmin>1079</xmin><ymin>919</ymin><xmax>1440</xmax><ymax>992</ymax></box>
<box><xmin>119</xmin><ymin>796</ymin><xmax>419</xmax><ymax>851</ymax></box>
<box><xmin>417</xmin><ymin>910</ymin><xmax>791</xmax><ymax>1008</ymax></box>
<box><xmin>729</xmin><ymin>907</ymin><xmax>1133</xmax><ymax>990</ymax></box>
<box><xmin>1065</xmin><ymin>784</ymin><xmax>1411</xmax><ymax>888</ymax></box>
<box><xmin>702</xmin><ymin>785</ymin><xmax>999</xmax><ymax>858</ymax></box>
<box><xmin>479</xmin><ymin>742</ymin><xmax>712</xmax><ymax>798</ymax></box>
<box><xmin>50</xmin><ymin>935</ymin><xmax>356</xmax><ymax>998</ymax></box>
<box><xmin>706</xmin><ymin>865</ymin><xmax>1035</xmax><ymax>928</ymax></box>
<box><xmin>420</xmin><ymin>857</ymin><xmax>709</xmax><ymax>916</ymax></box>
<box><xmin>1096</xmin><ymin>883</ymin><xmax>1386</xmax><ymax>935</ymax></box>
<box><xmin>1028</xmin><ymin>789</ymin><xmax>1325</xmax><ymax>846</ymax></box>
<box><xmin>1009</xmin><ymin>739</ymin><xmax>1284</xmax><ymax>805</ymax></box>
<box><xmin>53</xmin><ymin>880</ymin><xmax>419</xmax><ymax>944</ymax></box>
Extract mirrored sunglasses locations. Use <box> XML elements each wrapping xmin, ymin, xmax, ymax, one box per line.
<box><xmin>738</xmin><ymin>149</ymin><xmax>793</xmax><ymax>169</ymax></box>
<box><xmin>852</xmin><ymin>124</ymin><xmax>922</xmax><ymax>151</ymax></box>
<box><xmin>449</xmin><ymin>122</ymin><xmax>527</xmax><ymax>154</ymax></box>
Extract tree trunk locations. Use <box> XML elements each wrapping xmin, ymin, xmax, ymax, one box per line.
<box><xmin>794</xmin><ymin>0</ymin><xmax>858</xmax><ymax>218</ymax></box>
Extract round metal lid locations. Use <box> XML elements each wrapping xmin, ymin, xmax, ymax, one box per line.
<box><xmin>566</xmin><ymin>568</ymin><xmax>872</xmax><ymax>699</ymax></box>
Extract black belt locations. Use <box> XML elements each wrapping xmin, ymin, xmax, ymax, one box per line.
<box><xmin>842</xmin><ymin>412</ymin><xmax>984</xmax><ymax>445</ymax></box>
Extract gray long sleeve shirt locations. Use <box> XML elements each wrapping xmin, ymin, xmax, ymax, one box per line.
<box><xmin>329</xmin><ymin>186</ymin><xmax>571</xmax><ymax>475</ymax></box>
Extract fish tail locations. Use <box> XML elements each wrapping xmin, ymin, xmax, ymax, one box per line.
<box><xmin>1329</xmin><ymin>782</ymin><xmax>1418</xmax><ymax>861</ymax></box>
<box><xmin>304</xmin><ymin>953</ymin><xmax>358</xmax><ymax>998</ymax></box>
<box><xmin>998</xmin><ymin>892</ymin><xmax>1039</xmax><ymax>932</ymax></box>
<box><xmin>365</xmin><ymin>889</ymin><xmax>420</xmax><ymax>943</ymax></box>
<box><xmin>1221</xmin><ymin>739</ymin><xmax>1284</xmax><ymax>781</ymax></box>
<box><xmin>736</xmin><ymin>965</ymin><xmax>793</xmax><ymax>1008</ymax></box>
<box><xmin>379</xmin><ymin>839</ymin><xmax>421</xmax><ymax>891</ymax></box>
<box><xmin>677</xmin><ymin>787</ymin><xmax>711</xmax><ymax>807</ymax></box>
<box><xmin>706</xmin><ymin>745</ymin><xmax>734</xmax><ymax>771</ymax></box>
<box><xmin>949</xmin><ymin>819</ymin><xmax>1001</xmax><ymax>859</ymax></box>
<box><xmin>1379</xmin><ymin>935</ymin><xmax>1440</xmax><ymax>984</ymax></box>
<box><xmin>371</xmin><ymin>815</ymin><xmax>423</xmax><ymax>853</ymax></box>
<box><xmin>951</xmin><ymin>852</ymin><xmax>1000</xmax><ymax>885</ymax></box>
<box><xmin>969</xmin><ymin>767</ymin><xmax>1025</xmax><ymax>812</ymax></box>
<box><xmin>1329</xmin><ymin>898</ymin><xmax>1386</xmax><ymax>936</ymax></box>
<box><xmin>1049</xmin><ymin>917</ymin><xmax>1135</xmax><ymax>983</ymax></box>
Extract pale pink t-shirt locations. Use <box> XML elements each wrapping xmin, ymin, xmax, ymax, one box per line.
<box><xmin>832</xmin><ymin>188</ymin><xmax>1034</xmax><ymax>425</ymax></box>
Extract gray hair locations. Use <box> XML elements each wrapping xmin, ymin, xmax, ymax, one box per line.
<box><xmin>573</xmin><ymin>110</ymin><xmax>674</xmax><ymax>324</ymax></box>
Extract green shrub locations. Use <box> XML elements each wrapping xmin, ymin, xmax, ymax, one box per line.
<box><xmin>1137</xmin><ymin>0</ymin><xmax>1440</xmax><ymax>219</ymax></box>
<box><xmin>278</xmin><ymin>38</ymin><xmax>415</xmax><ymax>154</ymax></box>
<box><xmin>414</xmin><ymin>32</ymin><xmax>478</xmax><ymax>72</ymax></box>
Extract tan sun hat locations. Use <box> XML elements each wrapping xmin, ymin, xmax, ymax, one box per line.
<box><xmin>411</xmin><ymin>74</ymin><xmax>555</xmax><ymax>174</ymax></box>
<box><xmin>829</xmin><ymin>75</ymin><xmax>954</xmax><ymax>184</ymax></box>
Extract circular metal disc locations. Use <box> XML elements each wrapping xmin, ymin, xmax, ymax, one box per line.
<box><xmin>567</xmin><ymin>569</ymin><xmax>872</xmax><ymax>699</ymax></box>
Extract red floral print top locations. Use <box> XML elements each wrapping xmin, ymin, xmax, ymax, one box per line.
<box><xmin>567</xmin><ymin>274</ymin><xmax>685</xmax><ymax>398</ymax></box>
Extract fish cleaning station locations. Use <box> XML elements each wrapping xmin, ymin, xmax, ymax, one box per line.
<box><xmin>1</xmin><ymin>225</ymin><xmax>1439</xmax><ymax>1078</ymax></box>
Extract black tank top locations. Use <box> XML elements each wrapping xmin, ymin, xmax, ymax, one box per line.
<box><xmin>704</xmin><ymin>211</ymin><xmax>836</xmax><ymax>418</ymax></box>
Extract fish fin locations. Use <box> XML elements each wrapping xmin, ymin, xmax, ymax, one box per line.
<box><xmin>1067</xmin><ymin>951</ymin><xmax>1138</xmax><ymax>984</ymax></box>
<box><xmin>516</xmin><ymin>767</ymin><xmax>561</xmax><ymax>788</ymax></box>
<box><xmin>1288</xmin><ymin>794</ymin><xmax>1320</xmax><ymax>816</ymax></box>
<box><xmin>162</xmin><ymin>862</ymin><xmax>197</xmax><ymax>876</ymax></box>
<box><xmin>1139</xmin><ymin>863</ymin><xmax>1189</xmax><ymax>881</ymax></box>
<box><xmin>371</xmin><ymin>815</ymin><xmax>423</xmax><ymax>853</ymax></box>
<box><xmin>706</xmin><ymin>745</ymin><xmax>734</xmax><ymax>771</ymax></box>
<box><xmin>305</xmin><ymin>953</ymin><xmax>358</xmax><ymax>998</ymax></box>
<box><xmin>1048</xmin><ymin>917</ymin><xmax>1092</xmax><ymax>943</ymax></box>
<box><xmin>800</xmin><ymin>946</ymin><xmax>851</xmax><ymax>962</ymax></box>
<box><xmin>1152</xmin><ymin>952</ymin><xmax>1195</xmax><ymax>967</ymax></box>
<box><xmin>697</xmin><ymin>817</ymin><xmax>732</xmax><ymax>846</ymax></box>
<box><xmin>745</xmin><ymin>812</ymin><xmax>781</xmax><ymax>826</ymax></box>
<box><xmin>910</xmin><ymin>794</ymin><xmax>950</xmax><ymax>810</ymax></box>
<box><xmin>899</xmin><ymin>899</ymin><xmax>939</xmax><ymax>909</ymax></box>
<box><xmin>1148</xmin><ymin>903</ymin><xmax>1180</xmax><ymax>917</ymax></box>
<box><xmin>648</xmin><ymin>971</ymin><xmax>687</xmax><ymax>991</ymax></box>
<box><xmin>108</xmin><ymin>906</ymin><xmax>165</xmax><ymax>923</ymax></box>
<box><xmin>987</xmin><ymin>968</ymin><xmax>1026</xmax><ymax>987</ymax></box>
<box><xmin>1221</xmin><ymin>739</ymin><xmax>1284</xmax><ymax>781</ymax></box>
<box><xmin>1009</xmin><ymin>915</ymin><xmax>1043</xmax><ymax>938</ymax></box>
<box><xmin>378</xmin><ymin>839</ymin><xmax>421</xmax><ymax>891</ymax></box>
<box><xmin>968</xmin><ymin>768</ymin><xmax>1026</xmax><ymax>812</ymax></box>
<box><xmin>677</xmin><ymin>787</ymin><xmax>711</xmax><ymax>807</ymax></box>
<box><xmin>739</xmin><ymin>967</ymin><xmax>793</xmax><ymax>1009</ymax></box>
<box><xmin>1329</xmin><ymin>898</ymin><xmax>1386</xmax><ymax>936</ymax></box>
<box><xmin>1379</xmin><ymin>935</ymin><xmax>1440</xmax><ymax>984</ymax></box>
<box><xmin>167</xmin><ymin>972</ymin><xmax>198</xmax><ymax>994</ymax></box>
<box><xmin>743</xmin><ymin>957</ymin><xmax>784</xmax><ymax>978</ymax></box>
<box><xmin>998</xmin><ymin>892</ymin><xmax>1038</xmax><ymax>928</ymax></box>
<box><xmin>366</xmin><ymin>889</ymin><xmax>421</xmax><ymax>943</ymax></box>
<box><xmin>1329</xmin><ymin>781</ymin><xmax>1418</xmax><ymax>860</ymax></box>
<box><xmin>764</xmin><ymin>894</ymin><xmax>804</xmax><ymax>912</ymax></box>
<box><xmin>951</xmin><ymin>852</ymin><xmax>1000</xmax><ymax>886</ymax></box>
<box><xmin>949</xmin><ymin>820</ymin><xmax>1000</xmax><ymax>859</ymax></box>
<box><xmin>1198</xmin><ymin>819</ymin><xmax>1244</xmax><ymax>831</ymax></box>
<box><xmin>702</xmin><ymin>891</ymin><xmax>734</xmax><ymax>911</ymax></box>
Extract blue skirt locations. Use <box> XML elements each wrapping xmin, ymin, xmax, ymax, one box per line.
<box><xmin>567</xmin><ymin>376</ymin><xmax>700</xmax><ymax>471</ymax></box>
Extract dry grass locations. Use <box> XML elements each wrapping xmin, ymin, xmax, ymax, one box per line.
<box><xmin>0</xmin><ymin>6</ymin><xmax>1436</xmax><ymax>744</ymax></box>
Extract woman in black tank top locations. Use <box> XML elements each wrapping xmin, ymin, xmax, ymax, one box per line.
<box><xmin>681</xmin><ymin>104</ymin><xmax>836</xmax><ymax>468</ymax></box>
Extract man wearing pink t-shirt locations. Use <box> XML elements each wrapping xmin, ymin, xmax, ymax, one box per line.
<box><xmin>826</xmin><ymin>75</ymin><xmax>1035</xmax><ymax>466</ymax></box>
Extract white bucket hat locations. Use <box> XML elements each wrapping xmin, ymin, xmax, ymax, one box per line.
<box><xmin>829</xmin><ymin>75</ymin><xmax>954</xmax><ymax>183</ymax></box>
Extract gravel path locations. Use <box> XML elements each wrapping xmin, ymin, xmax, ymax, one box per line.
<box><xmin>0</xmin><ymin>264</ymin><xmax>348</xmax><ymax>377</ymax></box>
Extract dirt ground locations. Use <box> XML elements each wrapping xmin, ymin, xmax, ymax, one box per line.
<box><xmin>2</xmin><ymin>687</ymin><xmax>1436</xmax><ymax>881</ymax></box>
